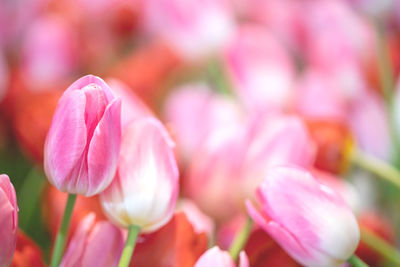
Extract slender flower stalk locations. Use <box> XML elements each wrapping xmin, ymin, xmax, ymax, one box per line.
<box><xmin>374</xmin><ymin>20</ymin><xmax>400</xmax><ymax>165</ymax></box>
<box><xmin>347</xmin><ymin>255</ymin><xmax>369</xmax><ymax>267</ymax></box>
<box><xmin>118</xmin><ymin>225</ymin><xmax>141</xmax><ymax>267</ymax></box>
<box><xmin>50</xmin><ymin>194</ymin><xmax>77</xmax><ymax>267</ymax></box>
<box><xmin>360</xmin><ymin>227</ymin><xmax>400</xmax><ymax>265</ymax></box>
<box><xmin>228</xmin><ymin>218</ymin><xmax>252</xmax><ymax>261</ymax></box>
<box><xmin>351</xmin><ymin>149</ymin><xmax>400</xmax><ymax>190</ymax></box>
<box><xmin>207</xmin><ymin>58</ymin><xmax>231</xmax><ymax>95</ymax></box>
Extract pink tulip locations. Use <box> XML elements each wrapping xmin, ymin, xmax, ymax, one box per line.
<box><xmin>163</xmin><ymin>83</ymin><xmax>242</xmax><ymax>161</ymax></box>
<box><xmin>194</xmin><ymin>246</ymin><xmax>248</xmax><ymax>267</ymax></box>
<box><xmin>186</xmin><ymin>114</ymin><xmax>315</xmax><ymax>221</ymax></box>
<box><xmin>100</xmin><ymin>117</ymin><xmax>179</xmax><ymax>232</ymax></box>
<box><xmin>302</xmin><ymin>1</ymin><xmax>373</xmax><ymax>103</ymax></box>
<box><xmin>247</xmin><ymin>166</ymin><xmax>360</xmax><ymax>267</ymax></box>
<box><xmin>142</xmin><ymin>0</ymin><xmax>235</xmax><ymax>59</ymax></box>
<box><xmin>350</xmin><ymin>90</ymin><xmax>391</xmax><ymax>161</ymax></box>
<box><xmin>236</xmin><ymin>114</ymin><xmax>316</xmax><ymax>206</ymax></box>
<box><xmin>44</xmin><ymin>75</ymin><xmax>121</xmax><ymax>196</ymax></box>
<box><xmin>239</xmin><ymin>0</ymin><xmax>305</xmax><ymax>53</ymax></box>
<box><xmin>0</xmin><ymin>174</ymin><xmax>18</xmax><ymax>266</ymax></box>
<box><xmin>21</xmin><ymin>15</ymin><xmax>79</xmax><ymax>91</ymax></box>
<box><xmin>312</xmin><ymin>169</ymin><xmax>361</xmax><ymax>214</ymax></box>
<box><xmin>224</xmin><ymin>25</ymin><xmax>294</xmax><ymax>112</ymax></box>
<box><xmin>293</xmin><ymin>69</ymin><xmax>347</xmax><ymax>121</ymax></box>
<box><xmin>185</xmin><ymin>122</ymin><xmax>244</xmax><ymax>221</ymax></box>
<box><xmin>61</xmin><ymin>213</ymin><xmax>124</xmax><ymax>267</ymax></box>
<box><xmin>0</xmin><ymin>0</ymin><xmax>46</xmax><ymax>48</ymax></box>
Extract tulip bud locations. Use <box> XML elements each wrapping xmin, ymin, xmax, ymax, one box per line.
<box><xmin>100</xmin><ymin>117</ymin><xmax>179</xmax><ymax>232</ymax></box>
<box><xmin>194</xmin><ymin>247</ymin><xmax>248</xmax><ymax>267</ymax></box>
<box><xmin>44</xmin><ymin>75</ymin><xmax>121</xmax><ymax>196</ymax></box>
<box><xmin>0</xmin><ymin>174</ymin><xmax>18</xmax><ymax>267</ymax></box>
<box><xmin>246</xmin><ymin>166</ymin><xmax>360</xmax><ymax>267</ymax></box>
<box><xmin>61</xmin><ymin>213</ymin><xmax>124</xmax><ymax>267</ymax></box>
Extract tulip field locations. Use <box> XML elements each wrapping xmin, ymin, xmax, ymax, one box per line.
<box><xmin>2</xmin><ymin>0</ymin><xmax>400</xmax><ymax>266</ymax></box>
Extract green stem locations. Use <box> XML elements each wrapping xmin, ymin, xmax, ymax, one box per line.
<box><xmin>351</xmin><ymin>149</ymin><xmax>400</xmax><ymax>190</ymax></box>
<box><xmin>206</xmin><ymin>58</ymin><xmax>231</xmax><ymax>95</ymax></box>
<box><xmin>50</xmin><ymin>194</ymin><xmax>77</xmax><ymax>267</ymax></box>
<box><xmin>361</xmin><ymin>227</ymin><xmax>400</xmax><ymax>265</ymax></box>
<box><xmin>347</xmin><ymin>254</ymin><xmax>369</xmax><ymax>267</ymax></box>
<box><xmin>374</xmin><ymin>20</ymin><xmax>400</xmax><ymax>166</ymax></box>
<box><xmin>118</xmin><ymin>224</ymin><xmax>141</xmax><ymax>267</ymax></box>
<box><xmin>228</xmin><ymin>217</ymin><xmax>253</xmax><ymax>261</ymax></box>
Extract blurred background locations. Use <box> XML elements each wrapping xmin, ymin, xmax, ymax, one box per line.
<box><xmin>2</xmin><ymin>0</ymin><xmax>400</xmax><ymax>266</ymax></box>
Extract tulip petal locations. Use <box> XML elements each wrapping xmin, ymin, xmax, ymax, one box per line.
<box><xmin>86</xmin><ymin>98</ymin><xmax>121</xmax><ymax>196</ymax></box>
<box><xmin>0</xmin><ymin>187</ymin><xmax>17</xmax><ymax>264</ymax></box>
<box><xmin>60</xmin><ymin>213</ymin><xmax>96</xmax><ymax>267</ymax></box>
<box><xmin>120</xmin><ymin>118</ymin><xmax>178</xmax><ymax>231</ymax></box>
<box><xmin>101</xmin><ymin>117</ymin><xmax>179</xmax><ymax>232</ymax></box>
<box><xmin>44</xmin><ymin>90</ymin><xmax>87</xmax><ymax>191</ymax></box>
<box><xmin>265</xmin><ymin>221</ymin><xmax>312</xmax><ymax>265</ymax></box>
<box><xmin>238</xmin><ymin>251</ymin><xmax>249</xmax><ymax>267</ymax></box>
<box><xmin>82</xmin><ymin>222</ymin><xmax>124</xmax><ymax>266</ymax></box>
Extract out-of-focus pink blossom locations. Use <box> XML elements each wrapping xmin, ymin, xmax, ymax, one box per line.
<box><xmin>163</xmin><ymin>83</ymin><xmax>242</xmax><ymax>161</ymax></box>
<box><xmin>44</xmin><ymin>75</ymin><xmax>121</xmax><ymax>196</ymax></box>
<box><xmin>61</xmin><ymin>213</ymin><xmax>124</xmax><ymax>267</ymax></box>
<box><xmin>186</xmin><ymin>114</ymin><xmax>315</xmax><ymax>221</ymax></box>
<box><xmin>247</xmin><ymin>166</ymin><xmax>360</xmax><ymax>267</ymax></box>
<box><xmin>0</xmin><ymin>0</ymin><xmax>47</xmax><ymax>47</ymax></box>
<box><xmin>225</xmin><ymin>25</ymin><xmax>295</xmax><ymax>112</ymax></box>
<box><xmin>101</xmin><ymin>117</ymin><xmax>179</xmax><ymax>233</ymax></box>
<box><xmin>185</xmin><ymin>122</ymin><xmax>244</xmax><ymax>221</ymax></box>
<box><xmin>293</xmin><ymin>70</ymin><xmax>347</xmax><ymax>121</ymax></box>
<box><xmin>302</xmin><ymin>0</ymin><xmax>373</xmax><ymax>103</ymax></box>
<box><xmin>0</xmin><ymin>174</ymin><xmax>18</xmax><ymax>266</ymax></box>
<box><xmin>240</xmin><ymin>0</ymin><xmax>305</xmax><ymax>53</ymax></box>
<box><xmin>350</xmin><ymin>90</ymin><xmax>391</xmax><ymax>160</ymax></box>
<box><xmin>21</xmin><ymin>15</ymin><xmax>79</xmax><ymax>91</ymax></box>
<box><xmin>142</xmin><ymin>0</ymin><xmax>235</xmax><ymax>60</ymax></box>
<box><xmin>194</xmin><ymin>246</ymin><xmax>248</xmax><ymax>267</ymax></box>
<box><xmin>177</xmin><ymin>199</ymin><xmax>215</xmax><ymax>238</ymax></box>
<box><xmin>238</xmin><ymin>114</ymin><xmax>316</xmax><ymax>201</ymax></box>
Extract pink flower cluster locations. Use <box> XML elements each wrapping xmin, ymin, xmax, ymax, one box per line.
<box><xmin>1</xmin><ymin>0</ymin><xmax>400</xmax><ymax>266</ymax></box>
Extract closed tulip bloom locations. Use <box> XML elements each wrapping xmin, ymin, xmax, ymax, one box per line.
<box><xmin>61</xmin><ymin>213</ymin><xmax>124</xmax><ymax>267</ymax></box>
<box><xmin>0</xmin><ymin>174</ymin><xmax>18</xmax><ymax>267</ymax></box>
<box><xmin>246</xmin><ymin>166</ymin><xmax>360</xmax><ymax>267</ymax></box>
<box><xmin>44</xmin><ymin>75</ymin><xmax>121</xmax><ymax>196</ymax></box>
<box><xmin>100</xmin><ymin>117</ymin><xmax>179</xmax><ymax>232</ymax></box>
<box><xmin>194</xmin><ymin>247</ymin><xmax>248</xmax><ymax>267</ymax></box>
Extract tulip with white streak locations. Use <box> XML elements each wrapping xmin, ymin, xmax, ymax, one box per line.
<box><xmin>247</xmin><ymin>166</ymin><xmax>360</xmax><ymax>267</ymax></box>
